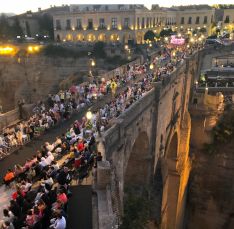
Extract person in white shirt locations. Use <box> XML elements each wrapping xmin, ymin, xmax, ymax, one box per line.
<box><xmin>46</xmin><ymin>152</ymin><xmax>54</xmax><ymax>165</ymax></box>
<box><xmin>45</xmin><ymin>142</ymin><xmax>54</xmax><ymax>152</ymax></box>
<box><xmin>50</xmin><ymin>212</ymin><xmax>66</xmax><ymax>229</ymax></box>
<box><xmin>39</xmin><ymin>157</ymin><xmax>48</xmax><ymax>168</ymax></box>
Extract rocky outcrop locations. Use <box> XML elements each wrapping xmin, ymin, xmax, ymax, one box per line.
<box><xmin>186</xmin><ymin>108</ymin><xmax>234</xmax><ymax>229</ymax></box>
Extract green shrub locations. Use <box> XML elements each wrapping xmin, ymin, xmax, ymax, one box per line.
<box><xmin>43</xmin><ymin>44</ymin><xmax>87</xmax><ymax>58</ymax></box>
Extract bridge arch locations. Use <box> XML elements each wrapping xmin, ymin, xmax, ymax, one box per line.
<box><xmin>159</xmin><ymin>131</ymin><xmax>181</xmax><ymax>229</ymax></box>
<box><xmin>124</xmin><ymin>131</ymin><xmax>151</xmax><ymax>189</ymax></box>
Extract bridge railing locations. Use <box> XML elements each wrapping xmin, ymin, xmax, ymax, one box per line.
<box><xmin>102</xmin><ymin>88</ymin><xmax>155</xmax><ymax>158</ymax></box>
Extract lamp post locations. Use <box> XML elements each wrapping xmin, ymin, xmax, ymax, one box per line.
<box><xmin>86</xmin><ymin>110</ymin><xmax>93</xmax><ymax>120</ymax></box>
<box><xmin>89</xmin><ymin>58</ymin><xmax>96</xmax><ymax>78</ymax></box>
<box><xmin>149</xmin><ymin>63</ymin><xmax>154</xmax><ymax>70</ymax></box>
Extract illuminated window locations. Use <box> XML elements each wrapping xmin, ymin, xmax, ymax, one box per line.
<box><xmin>76</xmin><ymin>19</ymin><xmax>82</xmax><ymax>30</ymax></box>
<box><xmin>99</xmin><ymin>18</ymin><xmax>106</xmax><ymax>29</ymax></box>
<box><xmin>124</xmin><ymin>18</ymin><xmax>130</xmax><ymax>29</ymax></box>
<box><xmin>142</xmin><ymin>18</ymin><xmax>145</xmax><ymax>28</ymax></box>
<box><xmin>111</xmin><ymin>18</ymin><xmax>117</xmax><ymax>29</ymax></box>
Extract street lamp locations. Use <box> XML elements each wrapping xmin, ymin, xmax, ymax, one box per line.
<box><xmin>89</xmin><ymin>58</ymin><xmax>96</xmax><ymax>77</ymax></box>
<box><xmin>91</xmin><ymin>59</ymin><xmax>96</xmax><ymax>67</ymax></box>
<box><xmin>149</xmin><ymin>63</ymin><xmax>154</xmax><ymax>70</ymax></box>
<box><xmin>86</xmin><ymin>110</ymin><xmax>93</xmax><ymax>120</ymax></box>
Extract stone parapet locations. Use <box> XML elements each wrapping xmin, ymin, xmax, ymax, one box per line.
<box><xmin>97</xmin><ymin>161</ymin><xmax>111</xmax><ymax>190</ymax></box>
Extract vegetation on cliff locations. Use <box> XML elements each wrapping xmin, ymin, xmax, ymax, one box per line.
<box><xmin>120</xmin><ymin>188</ymin><xmax>150</xmax><ymax>229</ymax></box>
<box><xmin>203</xmin><ymin>107</ymin><xmax>234</xmax><ymax>154</ymax></box>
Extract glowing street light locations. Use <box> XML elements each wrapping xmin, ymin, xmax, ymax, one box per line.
<box><xmin>27</xmin><ymin>46</ymin><xmax>40</xmax><ymax>53</ymax></box>
<box><xmin>86</xmin><ymin>110</ymin><xmax>93</xmax><ymax>120</ymax></box>
<box><xmin>149</xmin><ymin>63</ymin><xmax>154</xmax><ymax>70</ymax></box>
<box><xmin>91</xmin><ymin>59</ymin><xmax>96</xmax><ymax>67</ymax></box>
<box><xmin>190</xmin><ymin>38</ymin><xmax>195</xmax><ymax>43</ymax></box>
<box><xmin>0</xmin><ymin>46</ymin><xmax>15</xmax><ymax>55</ymax></box>
<box><xmin>28</xmin><ymin>46</ymin><xmax>33</xmax><ymax>52</ymax></box>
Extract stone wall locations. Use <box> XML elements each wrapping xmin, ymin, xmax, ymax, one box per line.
<box><xmin>0</xmin><ymin>55</ymin><xmax>87</xmax><ymax>112</ymax></box>
<box><xmin>0</xmin><ymin>109</ymin><xmax>19</xmax><ymax>130</ymax></box>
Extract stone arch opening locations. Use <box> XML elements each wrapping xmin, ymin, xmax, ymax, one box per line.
<box><xmin>66</xmin><ymin>34</ymin><xmax>73</xmax><ymax>41</ymax></box>
<box><xmin>136</xmin><ymin>32</ymin><xmax>144</xmax><ymax>44</ymax></box>
<box><xmin>76</xmin><ymin>34</ymin><xmax>84</xmax><ymax>41</ymax></box>
<box><xmin>110</xmin><ymin>34</ymin><xmax>119</xmax><ymax>42</ymax></box>
<box><xmin>124</xmin><ymin>131</ymin><xmax>151</xmax><ymax>189</ymax></box>
<box><xmin>123</xmin><ymin>33</ymin><xmax>132</xmax><ymax>44</ymax></box>
<box><xmin>151</xmin><ymin>160</ymin><xmax>163</xmax><ymax>227</ymax></box>
<box><xmin>87</xmin><ymin>34</ymin><xmax>96</xmax><ymax>42</ymax></box>
<box><xmin>56</xmin><ymin>34</ymin><xmax>60</xmax><ymax>42</ymax></box>
<box><xmin>98</xmin><ymin>33</ymin><xmax>107</xmax><ymax>42</ymax></box>
<box><xmin>165</xmin><ymin>131</ymin><xmax>179</xmax><ymax>172</ymax></box>
<box><xmin>160</xmin><ymin>132</ymin><xmax>180</xmax><ymax>229</ymax></box>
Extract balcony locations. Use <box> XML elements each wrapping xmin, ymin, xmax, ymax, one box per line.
<box><xmin>75</xmin><ymin>26</ymin><xmax>83</xmax><ymax>30</ymax></box>
<box><xmin>98</xmin><ymin>25</ymin><xmax>107</xmax><ymax>30</ymax></box>
<box><xmin>66</xmin><ymin>26</ymin><xmax>71</xmax><ymax>30</ymax></box>
<box><xmin>87</xmin><ymin>26</ymin><xmax>94</xmax><ymax>30</ymax></box>
<box><xmin>123</xmin><ymin>26</ymin><xmax>130</xmax><ymax>30</ymax></box>
<box><xmin>55</xmin><ymin>26</ymin><xmax>61</xmax><ymax>30</ymax></box>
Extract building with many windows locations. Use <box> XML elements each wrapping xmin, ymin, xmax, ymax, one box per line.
<box><xmin>174</xmin><ymin>6</ymin><xmax>215</xmax><ymax>36</ymax></box>
<box><xmin>222</xmin><ymin>7</ymin><xmax>234</xmax><ymax>33</ymax></box>
<box><xmin>53</xmin><ymin>4</ymin><xmax>166</xmax><ymax>44</ymax></box>
<box><xmin>53</xmin><ymin>4</ymin><xmax>217</xmax><ymax>44</ymax></box>
<box><xmin>9</xmin><ymin>4</ymin><xmax>231</xmax><ymax>44</ymax></box>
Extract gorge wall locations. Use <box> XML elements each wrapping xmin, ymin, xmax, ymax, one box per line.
<box><xmin>0</xmin><ymin>55</ymin><xmax>89</xmax><ymax>112</ymax></box>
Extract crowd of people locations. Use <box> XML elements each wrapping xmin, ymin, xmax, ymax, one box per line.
<box><xmin>0</xmin><ymin>41</ymin><xmax>203</xmax><ymax>228</ymax></box>
<box><xmin>1</xmin><ymin>113</ymin><xmax>103</xmax><ymax>228</ymax></box>
<box><xmin>0</xmin><ymin>62</ymin><xmax>145</xmax><ymax>159</ymax></box>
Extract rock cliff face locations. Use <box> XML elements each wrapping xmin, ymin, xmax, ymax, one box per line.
<box><xmin>0</xmin><ymin>56</ymin><xmax>89</xmax><ymax>112</ymax></box>
<box><xmin>186</xmin><ymin>108</ymin><xmax>234</xmax><ymax>229</ymax></box>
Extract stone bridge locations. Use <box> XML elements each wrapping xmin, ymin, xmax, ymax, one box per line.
<box><xmin>96</xmin><ymin>51</ymin><xmax>201</xmax><ymax>229</ymax></box>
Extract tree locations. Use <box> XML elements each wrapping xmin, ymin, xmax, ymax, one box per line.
<box><xmin>144</xmin><ymin>30</ymin><xmax>155</xmax><ymax>42</ymax></box>
<box><xmin>11</xmin><ymin>16</ymin><xmax>23</xmax><ymax>37</ymax></box>
<box><xmin>120</xmin><ymin>189</ymin><xmax>150</xmax><ymax>229</ymax></box>
<box><xmin>25</xmin><ymin>21</ymin><xmax>31</xmax><ymax>37</ymax></box>
<box><xmin>0</xmin><ymin>14</ymin><xmax>11</xmax><ymax>40</ymax></box>
<box><xmin>200</xmin><ymin>27</ymin><xmax>207</xmax><ymax>33</ymax></box>
<box><xmin>159</xmin><ymin>28</ymin><xmax>172</xmax><ymax>37</ymax></box>
<box><xmin>38</xmin><ymin>13</ymin><xmax>54</xmax><ymax>40</ymax></box>
<box><xmin>92</xmin><ymin>41</ymin><xmax>106</xmax><ymax>58</ymax></box>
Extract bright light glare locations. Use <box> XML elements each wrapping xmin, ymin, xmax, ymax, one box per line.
<box><xmin>86</xmin><ymin>111</ymin><xmax>93</xmax><ymax>120</ymax></box>
<box><xmin>0</xmin><ymin>46</ymin><xmax>15</xmax><ymax>55</ymax></box>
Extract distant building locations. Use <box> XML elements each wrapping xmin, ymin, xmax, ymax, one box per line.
<box><xmin>7</xmin><ymin>5</ymin><xmax>70</xmax><ymax>37</ymax></box>
<box><xmin>174</xmin><ymin>6</ymin><xmax>215</xmax><ymax>36</ymax></box>
<box><xmin>5</xmin><ymin>4</ymin><xmax>234</xmax><ymax>42</ymax></box>
<box><xmin>53</xmin><ymin>4</ymin><xmax>165</xmax><ymax>44</ymax></box>
<box><xmin>53</xmin><ymin>4</ymin><xmax>217</xmax><ymax>44</ymax></box>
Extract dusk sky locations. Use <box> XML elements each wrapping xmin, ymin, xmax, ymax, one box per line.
<box><xmin>1</xmin><ymin>0</ymin><xmax>234</xmax><ymax>14</ymax></box>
